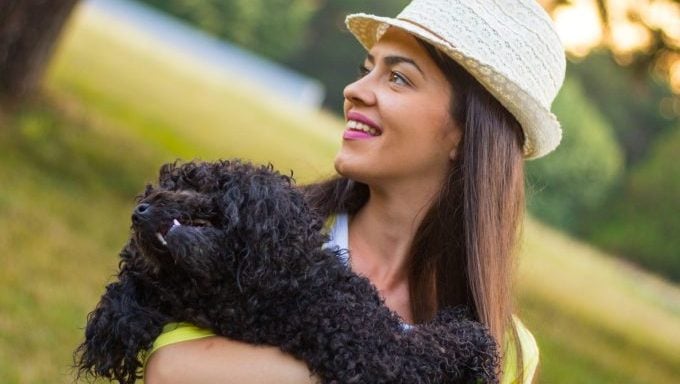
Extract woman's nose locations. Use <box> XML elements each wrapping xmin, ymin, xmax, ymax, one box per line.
<box><xmin>343</xmin><ymin>75</ymin><xmax>376</xmax><ymax>107</ymax></box>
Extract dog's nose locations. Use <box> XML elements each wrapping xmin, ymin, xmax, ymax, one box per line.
<box><xmin>132</xmin><ymin>203</ymin><xmax>151</xmax><ymax>224</ymax></box>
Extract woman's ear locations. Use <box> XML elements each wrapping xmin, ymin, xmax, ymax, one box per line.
<box><xmin>445</xmin><ymin>122</ymin><xmax>462</xmax><ymax>161</ymax></box>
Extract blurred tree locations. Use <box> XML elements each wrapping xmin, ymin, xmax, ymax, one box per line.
<box><xmin>526</xmin><ymin>74</ymin><xmax>624</xmax><ymax>232</ymax></box>
<box><xmin>585</xmin><ymin>126</ymin><xmax>680</xmax><ymax>280</ymax></box>
<box><xmin>136</xmin><ymin>0</ymin><xmax>319</xmax><ymax>62</ymax></box>
<box><xmin>285</xmin><ymin>0</ymin><xmax>409</xmax><ymax>112</ymax></box>
<box><xmin>539</xmin><ymin>0</ymin><xmax>679</xmax><ymax>164</ymax></box>
<box><xmin>569</xmin><ymin>51</ymin><xmax>676</xmax><ymax>166</ymax></box>
<box><xmin>541</xmin><ymin>0</ymin><xmax>680</xmax><ymax>95</ymax></box>
<box><xmin>0</xmin><ymin>0</ymin><xmax>80</xmax><ymax>104</ymax></box>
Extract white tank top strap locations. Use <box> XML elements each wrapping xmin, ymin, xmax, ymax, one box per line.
<box><xmin>323</xmin><ymin>212</ymin><xmax>350</xmax><ymax>266</ymax></box>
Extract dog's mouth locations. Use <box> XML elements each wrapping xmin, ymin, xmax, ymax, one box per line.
<box><xmin>155</xmin><ymin>218</ymin><xmax>213</xmax><ymax>246</ymax></box>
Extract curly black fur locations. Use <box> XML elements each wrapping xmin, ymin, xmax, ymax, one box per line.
<box><xmin>75</xmin><ymin>160</ymin><xmax>499</xmax><ymax>384</ymax></box>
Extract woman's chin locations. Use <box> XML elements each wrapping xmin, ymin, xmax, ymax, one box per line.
<box><xmin>333</xmin><ymin>156</ymin><xmax>350</xmax><ymax>178</ymax></box>
<box><xmin>334</xmin><ymin>155</ymin><xmax>371</xmax><ymax>183</ymax></box>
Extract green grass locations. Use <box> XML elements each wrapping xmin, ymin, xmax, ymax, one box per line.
<box><xmin>517</xmin><ymin>220</ymin><xmax>680</xmax><ymax>383</ymax></box>
<box><xmin>0</xmin><ymin>4</ymin><xmax>678</xmax><ymax>383</ymax></box>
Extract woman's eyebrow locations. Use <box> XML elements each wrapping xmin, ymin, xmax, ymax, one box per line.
<box><xmin>366</xmin><ymin>53</ymin><xmax>426</xmax><ymax>78</ymax></box>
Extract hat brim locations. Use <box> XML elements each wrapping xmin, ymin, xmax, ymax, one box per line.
<box><xmin>346</xmin><ymin>13</ymin><xmax>562</xmax><ymax>160</ymax></box>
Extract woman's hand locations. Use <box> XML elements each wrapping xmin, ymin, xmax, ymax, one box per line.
<box><xmin>145</xmin><ymin>336</ymin><xmax>320</xmax><ymax>384</ymax></box>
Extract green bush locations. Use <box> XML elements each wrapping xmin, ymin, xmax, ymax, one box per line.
<box><xmin>569</xmin><ymin>52</ymin><xmax>676</xmax><ymax>166</ymax></box>
<box><xmin>526</xmin><ymin>75</ymin><xmax>624</xmax><ymax>232</ymax></box>
<box><xmin>586</xmin><ymin>127</ymin><xmax>680</xmax><ymax>280</ymax></box>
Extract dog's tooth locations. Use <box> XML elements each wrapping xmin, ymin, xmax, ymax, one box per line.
<box><xmin>172</xmin><ymin>219</ymin><xmax>181</xmax><ymax>228</ymax></box>
<box><xmin>156</xmin><ymin>232</ymin><xmax>168</xmax><ymax>246</ymax></box>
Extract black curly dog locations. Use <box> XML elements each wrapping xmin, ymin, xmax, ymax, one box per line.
<box><xmin>75</xmin><ymin>160</ymin><xmax>499</xmax><ymax>384</ymax></box>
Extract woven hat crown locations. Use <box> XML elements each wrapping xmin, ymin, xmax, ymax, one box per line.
<box><xmin>346</xmin><ymin>0</ymin><xmax>567</xmax><ymax>159</ymax></box>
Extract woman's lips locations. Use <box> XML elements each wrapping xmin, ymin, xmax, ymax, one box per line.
<box><xmin>343</xmin><ymin>129</ymin><xmax>375</xmax><ymax>140</ymax></box>
<box><xmin>344</xmin><ymin>111</ymin><xmax>382</xmax><ymax>140</ymax></box>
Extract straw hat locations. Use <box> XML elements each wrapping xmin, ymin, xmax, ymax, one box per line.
<box><xmin>346</xmin><ymin>0</ymin><xmax>566</xmax><ymax>159</ymax></box>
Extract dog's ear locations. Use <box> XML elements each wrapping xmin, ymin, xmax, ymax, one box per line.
<box><xmin>74</xmin><ymin>278</ymin><xmax>166</xmax><ymax>384</ymax></box>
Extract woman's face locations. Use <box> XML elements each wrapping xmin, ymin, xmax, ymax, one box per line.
<box><xmin>335</xmin><ymin>28</ymin><xmax>461</xmax><ymax>188</ymax></box>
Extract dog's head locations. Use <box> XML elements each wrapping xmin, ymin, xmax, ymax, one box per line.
<box><xmin>125</xmin><ymin>160</ymin><xmax>326</xmax><ymax>291</ymax></box>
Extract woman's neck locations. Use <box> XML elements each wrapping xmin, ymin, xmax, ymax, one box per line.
<box><xmin>347</xmin><ymin>177</ymin><xmax>442</xmax><ymax>308</ymax></box>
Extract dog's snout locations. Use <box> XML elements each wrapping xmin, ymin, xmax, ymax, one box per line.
<box><xmin>132</xmin><ymin>203</ymin><xmax>151</xmax><ymax>224</ymax></box>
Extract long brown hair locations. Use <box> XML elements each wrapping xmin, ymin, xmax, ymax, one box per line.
<box><xmin>303</xmin><ymin>38</ymin><xmax>526</xmax><ymax>378</ymax></box>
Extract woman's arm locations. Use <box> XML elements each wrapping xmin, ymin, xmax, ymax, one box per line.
<box><xmin>145</xmin><ymin>336</ymin><xmax>320</xmax><ymax>384</ymax></box>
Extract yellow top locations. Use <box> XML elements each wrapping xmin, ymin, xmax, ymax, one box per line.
<box><xmin>148</xmin><ymin>322</ymin><xmax>214</xmax><ymax>355</ymax></box>
<box><xmin>504</xmin><ymin>316</ymin><xmax>540</xmax><ymax>384</ymax></box>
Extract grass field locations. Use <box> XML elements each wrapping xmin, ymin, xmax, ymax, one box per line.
<box><xmin>0</xmin><ymin>5</ymin><xmax>678</xmax><ymax>383</ymax></box>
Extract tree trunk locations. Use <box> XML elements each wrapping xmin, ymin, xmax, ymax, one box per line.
<box><xmin>0</xmin><ymin>0</ymin><xmax>80</xmax><ymax>104</ymax></box>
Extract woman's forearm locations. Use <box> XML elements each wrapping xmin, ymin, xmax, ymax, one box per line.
<box><xmin>144</xmin><ymin>336</ymin><xmax>319</xmax><ymax>384</ymax></box>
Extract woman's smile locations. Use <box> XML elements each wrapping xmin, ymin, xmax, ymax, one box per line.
<box><xmin>344</xmin><ymin>111</ymin><xmax>382</xmax><ymax>139</ymax></box>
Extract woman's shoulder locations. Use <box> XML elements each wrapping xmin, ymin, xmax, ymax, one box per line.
<box><xmin>502</xmin><ymin>316</ymin><xmax>539</xmax><ymax>384</ymax></box>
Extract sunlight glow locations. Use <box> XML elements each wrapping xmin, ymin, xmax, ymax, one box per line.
<box><xmin>645</xmin><ymin>1</ymin><xmax>680</xmax><ymax>41</ymax></box>
<box><xmin>610</xmin><ymin>21</ymin><xmax>652</xmax><ymax>54</ymax></box>
<box><xmin>552</xmin><ymin>0</ymin><xmax>679</xmax><ymax>57</ymax></box>
<box><xmin>553</xmin><ymin>0</ymin><xmax>603</xmax><ymax>57</ymax></box>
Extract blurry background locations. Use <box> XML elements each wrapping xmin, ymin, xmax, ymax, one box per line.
<box><xmin>0</xmin><ymin>0</ymin><xmax>678</xmax><ymax>383</ymax></box>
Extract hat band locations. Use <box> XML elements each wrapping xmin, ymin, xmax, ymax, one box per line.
<box><xmin>393</xmin><ymin>17</ymin><xmax>451</xmax><ymax>50</ymax></box>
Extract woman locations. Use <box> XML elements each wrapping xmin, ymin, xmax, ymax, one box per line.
<box><xmin>145</xmin><ymin>0</ymin><xmax>565</xmax><ymax>383</ymax></box>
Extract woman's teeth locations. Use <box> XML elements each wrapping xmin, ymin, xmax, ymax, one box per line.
<box><xmin>347</xmin><ymin>120</ymin><xmax>379</xmax><ymax>136</ymax></box>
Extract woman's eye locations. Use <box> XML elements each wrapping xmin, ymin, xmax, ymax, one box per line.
<box><xmin>357</xmin><ymin>65</ymin><xmax>370</xmax><ymax>78</ymax></box>
<box><xmin>389</xmin><ymin>72</ymin><xmax>410</xmax><ymax>86</ymax></box>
